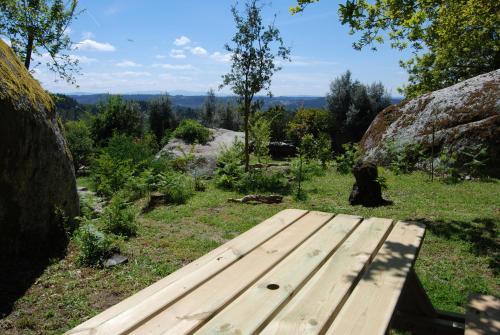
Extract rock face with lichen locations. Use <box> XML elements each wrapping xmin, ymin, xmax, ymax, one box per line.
<box><xmin>360</xmin><ymin>70</ymin><xmax>500</xmax><ymax>176</ymax></box>
<box><xmin>0</xmin><ymin>40</ymin><xmax>79</xmax><ymax>258</ymax></box>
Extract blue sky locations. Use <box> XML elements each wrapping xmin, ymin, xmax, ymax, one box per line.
<box><xmin>29</xmin><ymin>0</ymin><xmax>411</xmax><ymax>97</ymax></box>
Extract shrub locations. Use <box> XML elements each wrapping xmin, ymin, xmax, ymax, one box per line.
<box><xmin>383</xmin><ymin>140</ymin><xmax>426</xmax><ymax>174</ymax></box>
<box><xmin>172</xmin><ymin>119</ymin><xmax>212</xmax><ymax>144</ymax></box>
<box><xmin>91</xmin><ymin>95</ymin><xmax>144</xmax><ymax>145</ymax></box>
<box><xmin>101</xmin><ymin>193</ymin><xmax>139</xmax><ymax>238</ymax></box>
<box><xmin>90</xmin><ymin>152</ymin><xmax>135</xmax><ymax>198</ymax></box>
<box><xmin>104</xmin><ymin>133</ymin><xmax>156</xmax><ymax>166</ymax></box>
<box><xmin>64</xmin><ymin>120</ymin><xmax>94</xmax><ymax>172</ymax></box>
<box><xmin>335</xmin><ymin>143</ymin><xmax>361</xmax><ymax>174</ymax></box>
<box><xmin>250</xmin><ymin>116</ymin><xmax>271</xmax><ymax>163</ymax></box>
<box><xmin>215</xmin><ymin>139</ymin><xmax>245</xmax><ymax>190</ymax></box>
<box><xmin>288</xmin><ymin>108</ymin><xmax>329</xmax><ymax>142</ymax></box>
<box><xmin>290</xmin><ymin>158</ymin><xmax>324</xmax><ymax>181</ymax></box>
<box><xmin>75</xmin><ymin>223</ymin><xmax>115</xmax><ymax>266</ymax></box>
<box><xmin>157</xmin><ymin>172</ymin><xmax>195</xmax><ymax>204</ymax></box>
<box><xmin>238</xmin><ymin>169</ymin><xmax>290</xmax><ymax>194</ymax></box>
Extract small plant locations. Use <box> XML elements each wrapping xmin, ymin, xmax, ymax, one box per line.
<box><xmin>238</xmin><ymin>169</ymin><xmax>290</xmax><ymax>194</ymax></box>
<box><xmin>215</xmin><ymin>139</ymin><xmax>245</xmax><ymax>190</ymax></box>
<box><xmin>172</xmin><ymin>119</ymin><xmax>212</xmax><ymax>144</ymax></box>
<box><xmin>90</xmin><ymin>152</ymin><xmax>135</xmax><ymax>198</ymax></box>
<box><xmin>75</xmin><ymin>223</ymin><xmax>115</xmax><ymax>266</ymax></box>
<box><xmin>157</xmin><ymin>172</ymin><xmax>195</xmax><ymax>204</ymax></box>
<box><xmin>194</xmin><ymin>176</ymin><xmax>207</xmax><ymax>192</ymax></box>
<box><xmin>462</xmin><ymin>144</ymin><xmax>488</xmax><ymax>177</ymax></box>
<box><xmin>335</xmin><ymin>143</ymin><xmax>361</xmax><ymax>174</ymax></box>
<box><xmin>436</xmin><ymin>149</ymin><xmax>459</xmax><ymax>181</ymax></box>
<box><xmin>101</xmin><ymin>193</ymin><xmax>139</xmax><ymax>238</ymax></box>
<box><xmin>385</xmin><ymin>141</ymin><xmax>426</xmax><ymax>174</ymax></box>
<box><xmin>250</xmin><ymin>116</ymin><xmax>271</xmax><ymax>163</ymax></box>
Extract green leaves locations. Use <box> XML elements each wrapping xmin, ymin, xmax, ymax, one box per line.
<box><xmin>0</xmin><ymin>0</ymin><xmax>80</xmax><ymax>84</ymax></box>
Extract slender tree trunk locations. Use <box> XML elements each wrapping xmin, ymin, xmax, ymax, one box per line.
<box><xmin>24</xmin><ymin>32</ymin><xmax>34</xmax><ymax>70</ymax></box>
<box><xmin>244</xmin><ymin>104</ymin><xmax>250</xmax><ymax>172</ymax></box>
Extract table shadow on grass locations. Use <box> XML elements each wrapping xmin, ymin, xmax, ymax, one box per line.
<box><xmin>411</xmin><ymin>217</ymin><xmax>499</xmax><ymax>275</ymax></box>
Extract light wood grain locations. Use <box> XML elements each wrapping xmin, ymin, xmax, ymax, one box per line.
<box><xmin>325</xmin><ymin>220</ymin><xmax>425</xmax><ymax>335</ymax></box>
<box><xmin>194</xmin><ymin>214</ymin><xmax>362</xmax><ymax>335</ymax></box>
<box><xmin>260</xmin><ymin>217</ymin><xmax>393</xmax><ymax>335</ymax></box>
<box><xmin>64</xmin><ymin>208</ymin><xmax>307</xmax><ymax>335</ymax></box>
<box><xmin>128</xmin><ymin>211</ymin><xmax>335</xmax><ymax>335</ymax></box>
<box><xmin>466</xmin><ymin>294</ymin><xmax>500</xmax><ymax>335</ymax></box>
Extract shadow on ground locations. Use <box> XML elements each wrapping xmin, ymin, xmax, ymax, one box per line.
<box><xmin>410</xmin><ymin>217</ymin><xmax>499</xmax><ymax>275</ymax></box>
<box><xmin>0</xmin><ymin>254</ymin><xmax>55</xmax><ymax>317</ymax></box>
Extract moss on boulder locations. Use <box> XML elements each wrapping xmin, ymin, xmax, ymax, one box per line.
<box><xmin>0</xmin><ymin>40</ymin><xmax>79</xmax><ymax>258</ymax></box>
<box><xmin>360</xmin><ymin>69</ymin><xmax>500</xmax><ymax>176</ymax></box>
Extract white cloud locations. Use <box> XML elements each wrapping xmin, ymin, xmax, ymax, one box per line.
<box><xmin>210</xmin><ymin>51</ymin><xmax>232</xmax><ymax>63</ymax></box>
<box><xmin>174</xmin><ymin>36</ymin><xmax>191</xmax><ymax>46</ymax></box>
<box><xmin>74</xmin><ymin>39</ymin><xmax>116</xmax><ymax>52</ymax></box>
<box><xmin>81</xmin><ymin>31</ymin><xmax>95</xmax><ymax>40</ymax></box>
<box><xmin>70</xmin><ymin>55</ymin><xmax>97</xmax><ymax>64</ymax></box>
<box><xmin>116</xmin><ymin>71</ymin><xmax>151</xmax><ymax>77</ymax></box>
<box><xmin>155</xmin><ymin>54</ymin><xmax>166</xmax><ymax>59</ymax></box>
<box><xmin>169</xmin><ymin>49</ymin><xmax>186</xmax><ymax>59</ymax></box>
<box><xmin>190</xmin><ymin>46</ymin><xmax>207</xmax><ymax>56</ymax></box>
<box><xmin>153</xmin><ymin>63</ymin><xmax>196</xmax><ymax>70</ymax></box>
<box><xmin>116</xmin><ymin>60</ymin><xmax>142</xmax><ymax>67</ymax></box>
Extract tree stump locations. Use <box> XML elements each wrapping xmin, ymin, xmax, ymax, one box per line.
<box><xmin>349</xmin><ymin>161</ymin><xmax>390</xmax><ymax>207</ymax></box>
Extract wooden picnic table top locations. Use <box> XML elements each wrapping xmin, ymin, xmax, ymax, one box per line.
<box><xmin>66</xmin><ymin>209</ymin><xmax>426</xmax><ymax>335</ymax></box>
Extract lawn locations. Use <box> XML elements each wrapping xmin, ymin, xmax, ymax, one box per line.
<box><xmin>0</xmin><ymin>169</ymin><xmax>498</xmax><ymax>334</ymax></box>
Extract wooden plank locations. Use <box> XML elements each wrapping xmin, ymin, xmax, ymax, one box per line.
<box><xmin>127</xmin><ymin>211</ymin><xmax>335</xmax><ymax>335</ymax></box>
<box><xmin>260</xmin><ymin>217</ymin><xmax>393</xmax><ymax>335</ymax></box>
<box><xmin>65</xmin><ymin>208</ymin><xmax>307</xmax><ymax>335</ymax></box>
<box><xmin>194</xmin><ymin>214</ymin><xmax>362</xmax><ymax>335</ymax></box>
<box><xmin>465</xmin><ymin>294</ymin><xmax>500</xmax><ymax>335</ymax></box>
<box><xmin>325</xmin><ymin>220</ymin><xmax>426</xmax><ymax>335</ymax></box>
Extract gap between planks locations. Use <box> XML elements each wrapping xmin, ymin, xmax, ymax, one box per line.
<box><xmin>65</xmin><ymin>209</ymin><xmax>309</xmax><ymax>335</ymax></box>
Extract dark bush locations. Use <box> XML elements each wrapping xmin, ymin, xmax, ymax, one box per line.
<box><xmin>172</xmin><ymin>119</ymin><xmax>212</xmax><ymax>144</ymax></box>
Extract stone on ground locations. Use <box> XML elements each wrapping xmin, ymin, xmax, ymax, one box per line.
<box><xmin>157</xmin><ymin>128</ymin><xmax>244</xmax><ymax>175</ymax></box>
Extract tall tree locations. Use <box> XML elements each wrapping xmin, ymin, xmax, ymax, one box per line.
<box><xmin>221</xmin><ymin>0</ymin><xmax>291</xmax><ymax>171</ymax></box>
<box><xmin>326</xmin><ymin>70</ymin><xmax>390</xmax><ymax>149</ymax></box>
<box><xmin>290</xmin><ymin>0</ymin><xmax>499</xmax><ymax>98</ymax></box>
<box><xmin>201</xmin><ymin>88</ymin><xmax>217</xmax><ymax>127</ymax></box>
<box><xmin>0</xmin><ymin>0</ymin><xmax>80</xmax><ymax>84</ymax></box>
<box><xmin>149</xmin><ymin>95</ymin><xmax>176</xmax><ymax>144</ymax></box>
<box><xmin>91</xmin><ymin>96</ymin><xmax>144</xmax><ymax>145</ymax></box>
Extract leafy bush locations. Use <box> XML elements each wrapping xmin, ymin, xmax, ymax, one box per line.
<box><xmin>298</xmin><ymin>133</ymin><xmax>332</xmax><ymax>167</ymax></box>
<box><xmin>436</xmin><ymin>149</ymin><xmax>459</xmax><ymax>181</ymax></box>
<box><xmin>90</xmin><ymin>152</ymin><xmax>135</xmax><ymax>198</ymax></box>
<box><xmin>288</xmin><ymin>108</ymin><xmax>329</xmax><ymax>142</ymax></box>
<box><xmin>91</xmin><ymin>95</ymin><xmax>144</xmax><ymax>145</ymax></box>
<box><xmin>215</xmin><ymin>139</ymin><xmax>245</xmax><ymax>190</ymax></box>
<box><xmin>238</xmin><ymin>169</ymin><xmax>290</xmax><ymax>194</ymax></box>
<box><xmin>290</xmin><ymin>158</ymin><xmax>324</xmax><ymax>181</ymax></box>
<box><xmin>64</xmin><ymin>120</ymin><xmax>94</xmax><ymax>171</ymax></box>
<box><xmin>157</xmin><ymin>172</ymin><xmax>195</xmax><ymax>204</ymax></box>
<box><xmin>101</xmin><ymin>193</ymin><xmax>139</xmax><ymax>238</ymax></box>
<box><xmin>75</xmin><ymin>223</ymin><xmax>115</xmax><ymax>266</ymax></box>
<box><xmin>172</xmin><ymin>119</ymin><xmax>212</xmax><ymax>144</ymax></box>
<box><xmin>104</xmin><ymin>133</ymin><xmax>156</xmax><ymax>166</ymax></box>
<box><xmin>461</xmin><ymin>144</ymin><xmax>488</xmax><ymax>177</ymax></box>
<box><xmin>335</xmin><ymin>143</ymin><xmax>361</xmax><ymax>174</ymax></box>
<box><xmin>250</xmin><ymin>116</ymin><xmax>271</xmax><ymax>163</ymax></box>
<box><xmin>383</xmin><ymin>140</ymin><xmax>426</xmax><ymax>174</ymax></box>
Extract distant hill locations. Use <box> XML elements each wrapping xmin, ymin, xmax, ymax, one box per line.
<box><xmin>69</xmin><ymin>94</ymin><xmax>403</xmax><ymax>110</ymax></box>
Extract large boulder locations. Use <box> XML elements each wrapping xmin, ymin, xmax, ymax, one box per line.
<box><xmin>361</xmin><ymin>70</ymin><xmax>500</xmax><ymax>176</ymax></box>
<box><xmin>0</xmin><ymin>41</ymin><xmax>79</xmax><ymax>258</ymax></box>
<box><xmin>157</xmin><ymin>128</ymin><xmax>244</xmax><ymax>176</ymax></box>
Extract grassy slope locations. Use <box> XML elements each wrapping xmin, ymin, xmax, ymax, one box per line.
<box><xmin>0</xmin><ymin>170</ymin><xmax>498</xmax><ymax>334</ymax></box>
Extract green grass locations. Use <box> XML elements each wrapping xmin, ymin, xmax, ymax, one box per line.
<box><xmin>0</xmin><ymin>169</ymin><xmax>498</xmax><ymax>334</ymax></box>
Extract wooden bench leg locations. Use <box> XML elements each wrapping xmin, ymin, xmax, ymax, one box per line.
<box><xmin>389</xmin><ymin>269</ymin><xmax>465</xmax><ymax>335</ymax></box>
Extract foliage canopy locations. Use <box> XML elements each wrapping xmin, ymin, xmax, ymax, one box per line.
<box><xmin>291</xmin><ymin>0</ymin><xmax>499</xmax><ymax>97</ymax></box>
